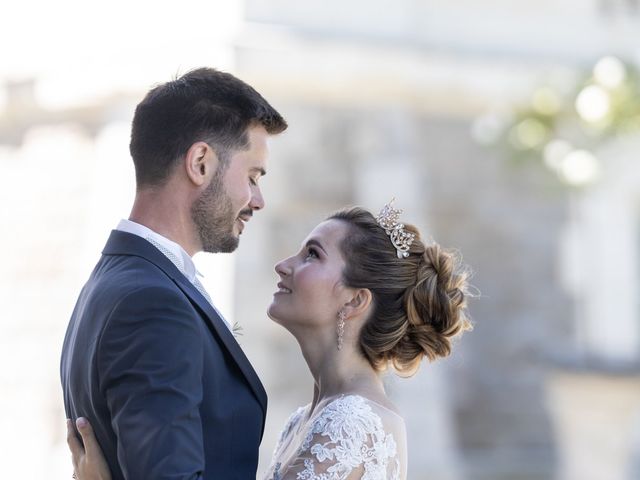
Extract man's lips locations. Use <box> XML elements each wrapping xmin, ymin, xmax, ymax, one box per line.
<box><xmin>238</xmin><ymin>209</ymin><xmax>253</xmax><ymax>222</ymax></box>
<box><xmin>236</xmin><ymin>211</ymin><xmax>253</xmax><ymax>233</ymax></box>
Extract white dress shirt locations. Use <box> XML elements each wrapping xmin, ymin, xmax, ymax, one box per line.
<box><xmin>116</xmin><ymin>219</ymin><xmax>232</xmax><ymax>330</ymax></box>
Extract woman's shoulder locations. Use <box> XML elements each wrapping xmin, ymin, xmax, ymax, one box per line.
<box><xmin>310</xmin><ymin>393</ymin><xmax>406</xmax><ymax>441</ymax></box>
<box><xmin>297</xmin><ymin>394</ymin><xmax>406</xmax><ymax>479</ymax></box>
<box><xmin>323</xmin><ymin>394</ymin><xmax>404</xmax><ymax>422</ymax></box>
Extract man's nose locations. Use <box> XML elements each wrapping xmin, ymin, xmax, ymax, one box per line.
<box><xmin>250</xmin><ymin>186</ymin><xmax>265</xmax><ymax>211</ymax></box>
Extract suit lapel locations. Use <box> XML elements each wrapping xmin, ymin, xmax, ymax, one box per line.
<box><xmin>102</xmin><ymin>230</ymin><xmax>268</xmax><ymax>417</ymax></box>
<box><xmin>171</xmin><ymin>273</ymin><xmax>268</xmax><ymax>414</ymax></box>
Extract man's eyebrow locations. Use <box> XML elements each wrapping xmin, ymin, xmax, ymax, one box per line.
<box><xmin>250</xmin><ymin>167</ymin><xmax>266</xmax><ymax>177</ymax></box>
<box><xmin>305</xmin><ymin>239</ymin><xmax>327</xmax><ymax>255</ymax></box>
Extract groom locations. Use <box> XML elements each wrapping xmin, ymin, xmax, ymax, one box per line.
<box><xmin>61</xmin><ymin>68</ymin><xmax>287</xmax><ymax>479</ymax></box>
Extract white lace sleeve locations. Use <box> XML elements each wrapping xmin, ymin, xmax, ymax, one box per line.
<box><xmin>275</xmin><ymin>395</ymin><xmax>406</xmax><ymax>480</ymax></box>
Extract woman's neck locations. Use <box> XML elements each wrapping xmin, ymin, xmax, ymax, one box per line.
<box><xmin>296</xmin><ymin>329</ymin><xmax>385</xmax><ymax>411</ymax></box>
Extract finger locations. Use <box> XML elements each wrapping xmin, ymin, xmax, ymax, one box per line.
<box><xmin>76</xmin><ymin>417</ymin><xmax>100</xmax><ymax>459</ymax></box>
<box><xmin>66</xmin><ymin>419</ymin><xmax>83</xmax><ymax>469</ymax></box>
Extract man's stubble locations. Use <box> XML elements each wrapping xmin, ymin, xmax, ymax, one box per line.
<box><xmin>191</xmin><ymin>165</ymin><xmax>240</xmax><ymax>254</ymax></box>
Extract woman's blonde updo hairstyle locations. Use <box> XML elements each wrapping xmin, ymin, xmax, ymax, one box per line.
<box><xmin>329</xmin><ymin>206</ymin><xmax>472</xmax><ymax>376</ymax></box>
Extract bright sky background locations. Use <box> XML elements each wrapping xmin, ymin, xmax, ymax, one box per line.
<box><xmin>0</xmin><ymin>0</ymin><xmax>243</xmax><ymax>108</ymax></box>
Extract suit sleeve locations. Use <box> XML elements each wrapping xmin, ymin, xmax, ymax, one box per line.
<box><xmin>97</xmin><ymin>285</ymin><xmax>205</xmax><ymax>480</ymax></box>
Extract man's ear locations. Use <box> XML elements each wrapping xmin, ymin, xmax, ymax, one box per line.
<box><xmin>185</xmin><ymin>142</ymin><xmax>217</xmax><ymax>186</ymax></box>
<box><xmin>343</xmin><ymin>288</ymin><xmax>373</xmax><ymax>320</ymax></box>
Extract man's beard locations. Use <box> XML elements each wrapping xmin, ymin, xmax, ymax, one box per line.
<box><xmin>191</xmin><ymin>168</ymin><xmax>240</xmax><ymax>253</ymax></box>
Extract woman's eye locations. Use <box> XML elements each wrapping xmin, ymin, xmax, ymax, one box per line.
<box><xmin>249</xmin><ymin>177</ymin><xmax>257</xmax><ymax>186</ymax></box>
<box><xmin>305</xmin><ymin>248</ymin><xmax>319</xmax><ymax>259</ymax></box>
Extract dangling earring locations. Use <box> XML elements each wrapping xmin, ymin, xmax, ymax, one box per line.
<box><xmin>337</xmin><ymin>310</ymin><xmax>346</xmax><ymax>350</ymax></box>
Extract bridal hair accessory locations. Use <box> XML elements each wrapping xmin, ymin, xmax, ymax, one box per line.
<box><xmin>337</xmin><ymin>310</ymin><xmax>346</xmax><ymax>350</ymax></box>
<box><xmin>376</xmin><ymin>198</ymin><xmax>415</xmax><ymax>258</ymax></box>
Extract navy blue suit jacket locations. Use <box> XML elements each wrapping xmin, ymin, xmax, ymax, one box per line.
<box><xmin>61</xmin><ymin>231</ymin><xmax>267</xmax><ymax>479</ymax></box>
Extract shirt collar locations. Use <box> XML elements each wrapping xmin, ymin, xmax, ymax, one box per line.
<box><xmin>116</xmin><ymin>219</ymin><xmax>200</xmax><ymax>282</ymax></box>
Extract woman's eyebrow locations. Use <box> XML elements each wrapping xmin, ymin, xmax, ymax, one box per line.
<box><xmin>305</xmin><ymin>238</ymin><xmax>327</xmax><ymax>255</ymax></box>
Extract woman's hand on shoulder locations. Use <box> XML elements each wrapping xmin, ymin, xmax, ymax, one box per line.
<box><xmin>67</xmin><ymin>417</ymin><xmax>112</xmax><ymax>480</ymax></box>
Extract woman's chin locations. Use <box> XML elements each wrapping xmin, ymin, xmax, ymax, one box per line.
<box><xmin>268</xmin><ymin>307</ymin><xmax>294</xmax><ymax>332</ymax></box>
<box><xmin>266</xmin><ymin>304</ymin><xmax>281</xmax><ymax>323</ymax></box>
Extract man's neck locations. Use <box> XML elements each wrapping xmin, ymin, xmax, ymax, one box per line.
<box><xmin>129</xmin><ymin>190</ymin><xmax>201</xmax><ymax>256</ymax></box>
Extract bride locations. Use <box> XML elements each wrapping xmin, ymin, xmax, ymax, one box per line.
<box><xmin>67</xmin><ymin>202</ymin><xmax>471</xmax><ymax>480</ymax></box>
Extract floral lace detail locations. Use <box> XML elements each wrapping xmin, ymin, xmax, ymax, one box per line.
<box><xmin>268</xmin><ymin>395</ymin><xmax>402</xmax><ymax>480</ymax></box>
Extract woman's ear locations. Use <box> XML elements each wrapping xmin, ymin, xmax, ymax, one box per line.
<box><xmin>185</xmin><ymin>142</ymin><xmax>217</xmax><ymax>186</ymax></box>
<box><xmin>343</xmin><ymin>288</ymin><xmax>372</xmax><ymax>320</ymax></box>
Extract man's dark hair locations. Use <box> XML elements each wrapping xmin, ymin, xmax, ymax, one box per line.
<box><xmin>130</xmin><ymin>67</ymin><xmax>287</xmax><ymax>187</ymax></box>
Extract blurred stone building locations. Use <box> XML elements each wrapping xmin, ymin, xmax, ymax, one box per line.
<box><xmin>233</xmin><ymin>2</ymin><xmax>640</xmax><ymax>479</ymax></box>
<box><xmin>1</xmin><ymin>1</ymin><xmax>639</xmax><ymax>479</ymax></box>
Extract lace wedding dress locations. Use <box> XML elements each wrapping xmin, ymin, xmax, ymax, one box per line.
<box><xmin>264</xmin><ymin>394</ymin><xmax>407</xmax><ymax>480</ymax></box>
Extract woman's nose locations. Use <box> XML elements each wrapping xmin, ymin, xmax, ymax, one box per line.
<box><xmin>275</xmin><ymin>256</ymin><xmax>292</xmax><ymax>276</ymax></box>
